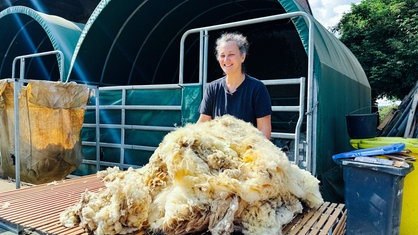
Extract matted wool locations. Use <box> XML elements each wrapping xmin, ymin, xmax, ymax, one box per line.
<box><xmin>61</xmin><ymin>115</ymin><xmax>323</xmax><ymax>235</ymax></box>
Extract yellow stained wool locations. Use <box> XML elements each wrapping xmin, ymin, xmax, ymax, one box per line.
<box><xmin>61</xmin><ymin>115</ymin><xmax>323</xmax><ymax>235</ymax></box>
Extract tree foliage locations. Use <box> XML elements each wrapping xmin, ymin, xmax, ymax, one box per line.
<box><xmin>334</xmin><ymin>0</ymin><xmax>418</xmax><ymax>101</ymax></box>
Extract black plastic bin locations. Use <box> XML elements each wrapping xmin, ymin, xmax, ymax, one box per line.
<box><xmin>341</xmin><ymin>160</ymin><xmax>413</xmax><ymax>235</ymax></box>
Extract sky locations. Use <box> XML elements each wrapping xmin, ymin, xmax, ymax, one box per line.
<box><xmin>309</xmin><ymin>0</ymin><xmax>362</xmax><ymax>30</ymax></box>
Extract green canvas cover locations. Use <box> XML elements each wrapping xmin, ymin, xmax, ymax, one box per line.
<box><xmin>0</xmin><ymin>6</ymin><xmax>83</xmax><ymax>80</ymax></box>
<box><xmin>282</xmin><ymin>1</ymin><xmax>370</xmax><ymax>201</ymax></box>
<box><xmin>0</xmin><ymin>0</ymin><xmax>370</xmax><ymax>201</ymax></box>
<box><xmin>67</xmin><ymin>0</ymin><xmax>368</xmax><ymax>201</ymax></box>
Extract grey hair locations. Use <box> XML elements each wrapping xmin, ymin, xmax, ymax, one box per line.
<box><xmin>215</xmin><ymin>32</ymin><xmax>249</xmax><ymax>58</ymax></box>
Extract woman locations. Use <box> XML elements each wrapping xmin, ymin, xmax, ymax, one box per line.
<box><xmin>197</xmin><ymin>32</ymin><xmax>272</xmax><ymax>139</ymax></box>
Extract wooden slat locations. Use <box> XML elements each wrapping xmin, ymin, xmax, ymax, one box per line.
<box><xmin>1</xmin><ymin>175</ymin><xmax>347</xmax><ymax>235</ymax></box>
<box><xmin>319</xmin><ymin>204</ymin><xmax>345</xmax><ymax>235</ymax></box>
<box><xmin>282</xmin><ymin>213</ymin><xmax>306</xmax><ymax>234</ymax></box>
<box><xmin>284</xmin><ymin>203</ymin><xmax>329</xmax><ymax>234</ymax></box>
<box><xmin>283</xmin><ymin>202</ymin><xmax>346</xmax><ymax>235</ymax></box>
<box><xmin>332</xmin><ymin>209</ymin><xmax>347</xmax><ymax>235</ymax></box>
<box><xmin>0</xmin><ymin>174</ymin><xmax>103</xmax><ymax>234</ymax></box>
<box><xmin>296</xmin><ymin>202</ymin><xmax>331</xmax><ymax>235</ymax></box>
<box><xmin>309</xmin><ymin>203</ymin><xmax>337</xmax><ymax>234</ymax></box>
<box><xmin>405</xmin><ymin>92</ymin><xmax>418</xmax><ymax>137</ymax></box>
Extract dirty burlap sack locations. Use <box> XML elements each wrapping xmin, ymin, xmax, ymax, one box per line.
<box><xmin>0</xmin><ymin>79</ymin><xmax>89</xmax><ymax>184</ymax></box>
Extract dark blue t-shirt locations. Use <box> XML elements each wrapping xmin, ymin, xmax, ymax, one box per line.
<box><xmin>199</xmin><ymin>75</ymin><xmax>272</xmax><ymax>126</ymax></box>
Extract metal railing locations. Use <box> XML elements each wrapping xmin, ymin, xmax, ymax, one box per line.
<box><xmin>81</xmin><ymin>84</ymin><xmax>183</xmax><ymax>171</ymax></box>
<box><xmin>179</xmin><ymin>12</ymin><xmax>314</xmax><ymax>169</ymax></box>
<box><xmin>264</xmin><ymin>77</ymin><xmax>306</xmax><ymax>166</ymax></box>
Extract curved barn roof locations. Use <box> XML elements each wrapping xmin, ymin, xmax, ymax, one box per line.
<box><xmin>67</xmin><ymin>0</ymin><xmax>367</xmax><ymax>89</ymax></box>
<box><xmin>68</xmin><ymin>0</ymin><xmax>298</xmax><ymax>85</ymax></box>
<box><xmin>0</xmin><ymin>6</ymin><xmax>83</xmax><ymax>80</ymax></box>
<box><xmin>0</xmin><ymin>0</ymin><xmax>370</xmax><ymax>202</ymax></box>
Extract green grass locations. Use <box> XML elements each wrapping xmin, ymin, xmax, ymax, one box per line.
<box><xmin>378</xmin><ymin>105</ymin><xmax>398</xmax><ymax>123</ymax></box>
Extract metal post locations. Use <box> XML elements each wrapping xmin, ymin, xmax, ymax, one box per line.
<box><xmin>95</xmin><ymin>88</ymin><xmax>100</xmax><ymax>172</ymax></box>
<box><xmin>203</xmin><ymin>30</ymin><xmax>209</xmax><ymax>87</ymax></box>
<box><xmin>305</xmin><ymin>16</ymin><xmax>315</xmax><ymax>173</ymax></box>
<box><xmin>10</xmin><ymin>50</ymin><xmax>64</xmax><ymax>188</ymax></box>
<box><xmin>199</xmin><ymin>31</ymin><xmax>204</xmax><ymax>85</ymax></box>
<box><xmin>120</xmin><ymin>88</ymin><xmax>126</xmax><ymax>168</ymax></box>
<box><xmin>13</xmin><ymin>58</ymin><xmax>25</xmax><ymax>189</ymax></box>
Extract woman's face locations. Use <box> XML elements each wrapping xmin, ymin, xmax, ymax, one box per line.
<box><xmin>217</xmin><ymin>41</ymin><xmax>246</xmax><ymax>75</ymax></box>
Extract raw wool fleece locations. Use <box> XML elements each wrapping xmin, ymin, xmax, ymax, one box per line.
<box><xmin>61</xmin><ymin>115</ymin><xmax>323</xmax><ymax>235</ymax></box>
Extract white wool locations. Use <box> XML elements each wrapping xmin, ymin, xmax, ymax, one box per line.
<box><xmin>209</xmin><ymin>196</ymin><xmax>239</xmax><ymax>235</ymax></box>
<box><xmin>61</xmin><ymin>115</ymin><xmax>323</xmax><ymax>234</ymax></box>
<box><xmin>60</xmin><ymin>167</ymin><xmax>151</xmax><ymax>234</ymax></box>
<box><xmin>60</xmin><ymin>204</ymin><xmax>81</xmax><ymax>228</ymax></box>
<box><xmin>241</xmin><ymin>201</ymin><xmax>281</xmax><ymax>235</ymax></box>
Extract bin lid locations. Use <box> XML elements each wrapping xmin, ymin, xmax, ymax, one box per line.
<box><xmin>332</xmin><ymin>143</ymin><xmax>406</xmax><ymax>162</ymax></box>
<box><xmin>341</xmin><ymin>159</ymin><xmax>414</xmax><ymax>176</ymax></box>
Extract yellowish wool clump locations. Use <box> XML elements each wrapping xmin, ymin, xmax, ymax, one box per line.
<box><xmin>60</xmin><ymin>115</ymin><xmax>323</xmax><ymax>235</ymax></box>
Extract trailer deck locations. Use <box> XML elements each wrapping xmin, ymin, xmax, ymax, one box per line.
<box><xmin>0</xmin><ymin>175</ymin><xmax>101</xmax><ymax>235</ymax></box>
<box><xmin>0</xmin><ymin>175</ymin><xmax>346</xmax><ymax>235</ymax></box>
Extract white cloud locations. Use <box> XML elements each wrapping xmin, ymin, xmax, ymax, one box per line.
<box><xmin>310</xmin><ymin>0</ymin><xmax>361</xmax><ymax>30</ymax></box>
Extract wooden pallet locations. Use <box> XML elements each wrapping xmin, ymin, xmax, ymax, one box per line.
<box><xmin>282</xmin><ymin>202</ymin><xmax>346</xmax><ymax>235</ymax></box>
<box><xmin>0</xmin><ymin>175</ymin><xmax>346</xmax><ymax>235</ymax></box>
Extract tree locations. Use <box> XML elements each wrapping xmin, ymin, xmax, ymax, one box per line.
<box><xmin>334</xmin><ymin>0</ymin><xmax>418</xmax><ymax>101</ymax></box>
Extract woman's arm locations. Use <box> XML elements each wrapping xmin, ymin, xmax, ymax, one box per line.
<box><xmin>257</xmin><ymin>115</ymin><xmax>272</xmax><ymax>139</ymax></box>
<box><xmin>197</xmin><ymin>114</ymin><xmax>212</xmax><ymax>123</ymax></box>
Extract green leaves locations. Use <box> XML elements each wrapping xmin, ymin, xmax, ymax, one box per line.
<box><xmin>335</xmin><ymin>0</ymin><xmax>418</xmax><ymax>100</ymax></box>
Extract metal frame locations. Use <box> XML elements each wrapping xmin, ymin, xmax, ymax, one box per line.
<box><xmin>179</xmin><ymin>12</ymin><xmax>315</xmax><ymax>169</ymax></box>
<box><xmin>264</xmin><ymin>77</ymin><xmax>306</xmax><ymax>166</ymax></box>
<box><xmin>10</xmin><ymin>50</ymin><xmax>65</xmax><ymax>189</ymax></box>
<box><xmin>81</xmin><ymin>84</ymin><xmax>184</xmax><ymax>171</ymax></box>
<box><xmin>5</xmin><ymin>12</ymin><xmax>317</xmax><ymax>182</ymax></box>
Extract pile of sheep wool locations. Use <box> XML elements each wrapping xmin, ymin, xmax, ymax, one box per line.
<box><xmin>60</xmin><ymin>115</ymin><xmax>323</xmax><ymax>235</ymax></box>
